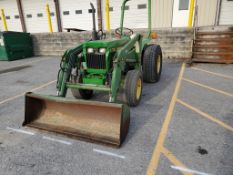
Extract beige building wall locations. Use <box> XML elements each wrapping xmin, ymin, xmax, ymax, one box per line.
<box><xmin>219</xmin><ymin>0</ymin><xmax>233</xmax><ymax>25</ymax></box>
<box><xmin>152</xmin><ymin>0</ymin><xmax>174</xmax><ymax>28</ymax></box>
<box><xmin>196</xmin><ymin>0</ymin><xmax>218</xmax><ymax>26</ymax></box>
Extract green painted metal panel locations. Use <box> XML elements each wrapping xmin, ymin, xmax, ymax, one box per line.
<box><xmin>86</xmin><ymin>68</ymin><xmax>107</xmax><ymax>74</ymax></box>
<box><xmin>0</xmin><ymin>47</ymin><xmax>8</xmax><ymax>61</ymax></box>
<box><xmin>0</xmin><ymin>31</ymin><xmax>33</xmax><ymax>61</ymax></box>
<box><xmin>83</xmin><ymin>38</ymin><xmax>129</xmax><ymax>49</ymax></box>
<box><xmin>83</xmin><ymin>77</ymin><xmax>105</xmax><ymax>85</ymax></box>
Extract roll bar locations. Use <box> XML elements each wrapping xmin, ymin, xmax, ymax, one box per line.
<box><xmin>119</xmin><ymin>0</ymin><xmax>152</xmax><ymax>38</ymax></box>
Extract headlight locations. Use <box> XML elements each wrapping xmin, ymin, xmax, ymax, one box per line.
<box><xmin>87</xmin><ymin>48</ymin><xmax>94</xmax><ymax>53</ymax></box>
<box><xmin>99</xmin><ymin>48</ymin><xmax>106</xmax><ymax>53</ymax></box>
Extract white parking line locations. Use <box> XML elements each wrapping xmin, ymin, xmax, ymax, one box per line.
<box><xmin>93</xmin><ymin>149</ymin><xmax>126</xmax><ymax>159</ymax></box>
<box><xmin>171</xmin><ymin>166</ymin><xmax>213</xmax><ymax>175</ymax></box>
<box><xmin>0</xmin><ymin>80</ymin><xmax>56</xmax><ymax>105</ymax></box>
<box><xmin>42</xmin><ymin>136</ymin><xmax>72</xmax><ymax>145</ymax></box>
<box><xmin>6</xmin><ymin>127</ymin><xmax>35</xmax><ymax>136</ymax></box>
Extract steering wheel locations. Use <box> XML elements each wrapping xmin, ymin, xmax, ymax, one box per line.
<box><xmin>115</xmin><ymin>27</ymin><xmax>133</xmax><ymax>37</ymax></box>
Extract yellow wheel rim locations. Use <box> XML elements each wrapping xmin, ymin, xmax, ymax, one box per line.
<box><xmin>156</xmin><ymin>55</ymin><xmax>161</xmax><ymax>74</ymax></box>
<box><xmin>136</xmin><ymin>79</ymin><xmax>142</xmax><ymax>100</ymax></box>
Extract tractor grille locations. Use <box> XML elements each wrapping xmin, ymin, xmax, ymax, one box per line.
<box><xmin>86</xmin><ymin>53</ymin><xmax>106</xmax><ymax>69</ymax></box>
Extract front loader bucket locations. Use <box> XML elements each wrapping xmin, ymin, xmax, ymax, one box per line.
<box><xmin>23</xmin><ymin>92</ymin><xmax>130</xmax><ymax>147</ymax></box>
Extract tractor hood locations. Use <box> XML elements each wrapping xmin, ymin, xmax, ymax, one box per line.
<box><xmin>83</xmin><ymin>38</ymin><xmax>130</xmax><ymax>49</ymax></box>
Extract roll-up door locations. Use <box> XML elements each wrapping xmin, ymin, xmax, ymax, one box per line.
<box><xmin>102</xmin><ymin>0</ymin><xmax>148</xmax><ymax>30</ymax></box>
<box><xmin>219</xmin><ymin>0</ymin><xmax>233</xmax><ymax>25</ymax></box>
<box><xmin>22</xmin><ymin>0</ymin><xmax>58</xmax><ymax>33</ymax></box>
<box><xmin>59</xmin><ymin>0</ymin><xmax>97</xmax><ymax>31</ymax></box>
<box><xmin>0</xmin><ymin>0</ymin><xmax>22</xmax><ymax>32</ymax></box>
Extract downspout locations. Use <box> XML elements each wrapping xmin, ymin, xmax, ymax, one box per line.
<box><xmin>54</xmin><ymin>0</ymin><xmax>62</xmax><ymax>32</ymax></box>
<box><xmin>171</xmin><ymin>0</ymin><xmax>175</xmax><ymax>27</ymax></box>
<box><xmin>97</xmin><ymin>0</ymin><xmax>103</xmax><ymax>31</ymax></box>
<box><xmin>215</xmin><ymin>0</ymin><xmax>222</xmax><ymax>26</ymax></box>
<box><xmin>16</xmin><ymin>0</ymin><xmax>26</xmax><ymax>32</ymax></box>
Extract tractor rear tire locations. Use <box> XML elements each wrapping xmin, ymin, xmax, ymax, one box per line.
<box><xmin>142</xmin><ymin>45</ymin><xmax>162</xmax><ymax>83</ymax></box>
<box><xmin>71</xmin><ymin>75</ymin><xmax>93</xmax><ymax>100</ymax></box>
<box><xmin>124</xmin><ymin>70</ymin><xmax>143</xmax><ymax>107</ymax></box>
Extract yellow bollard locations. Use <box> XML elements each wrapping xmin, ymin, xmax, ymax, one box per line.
<box><xmin>46</xmin><ymin>3</ymin><xmax>53</xmax><ymax>33</ymax></box>
<box><xmin>105</xmin><ymin>0</ymin><xmax>110</xmax><ymax>32</ymax></box>
<box><xmin>188</xmin><ymin>0</ymin><xmax>195</xmax><ymax>28</ymax></box>
<box><xmin>1</xmin><ymin>9</ymin><xmax>8</xmax><ymax>31</ymax></box>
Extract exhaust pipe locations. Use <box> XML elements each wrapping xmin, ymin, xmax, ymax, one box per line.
<box><xmin>90</xmin><ymin>2</ymin><xmax>98</xmax><ymax>40</ymax></box>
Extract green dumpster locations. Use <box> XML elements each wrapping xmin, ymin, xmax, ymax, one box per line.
<box><xmin>0</xmin><ymin>31</ymin><xmax>33</xmax><ymax>61</ymax></box>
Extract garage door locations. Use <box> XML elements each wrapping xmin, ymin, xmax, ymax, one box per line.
<box><xmin>0</xmin><ymin>0</ymin><xmax>22</xmax><ymax>32</ymax></box>
<box><xmin>196</xmin><ymin>0</ymin><xmax>218</xmax><ymax>26</ymax></box>
<box><xmin>59</xmin><ymin>0</ymin><xmax>97</xmax><ymax>31</ymax></box>
<box><xmin>22</xmin><ymin>0</ymin><xmax>58</xmax><ymax>33</ymax></box>
<box><xmin>103</xmin><ymin>0</ymin><xmax>148</xmax><ymax>29</ymax></box>
<box><xmin>219</xmin><ymin>0</ymin><xmax>233</xmax><ymax>25</ymax></box>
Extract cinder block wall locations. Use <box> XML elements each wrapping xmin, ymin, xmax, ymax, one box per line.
<box><xmin>32</xmin><ymin>32</ymin><xmax>92</xmax><ymax>56</ymax></box>
<box><xmin>32</xmin><ymin>28</ymin><xmax>193</xmax><ymax>60</ymax></box>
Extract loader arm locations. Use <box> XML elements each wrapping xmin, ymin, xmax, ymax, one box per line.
<box><xmin>57</xmin><ymin>44</ymin><xmax>83</xmax><ymax>97</ymax></box>
<box><xmin>110</xmin><ymin>34</ymin><xmax>142</xmax><ymax>102</ymax></box>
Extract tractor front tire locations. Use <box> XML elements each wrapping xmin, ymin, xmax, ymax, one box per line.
<box><xmin>143</xmin><ymin>45</ymin><xmax>162</xmax><ymax>83</ymax></box>
<box><xmin>71</xmin><ymin>75</ymin><xmax>93</xmax><ymax>100</ymax></box>
<box><xmin>124</xmin><ymin>70</ymin><xmax>143</xmax><ymax>107</ymax></box>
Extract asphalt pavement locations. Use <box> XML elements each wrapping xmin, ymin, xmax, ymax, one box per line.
<box><xmin>0</xmin><ymin>57</ymin><xmax>232</xmax><ymax>175</ymax></box>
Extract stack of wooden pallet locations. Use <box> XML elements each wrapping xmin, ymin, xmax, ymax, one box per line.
<box><xmin>192</xmin><ymin>26</ymin><xmax>233</xmax><ymax>64</ymax></box>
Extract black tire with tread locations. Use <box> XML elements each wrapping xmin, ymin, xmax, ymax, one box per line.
<box><xmin>71</xmin><ymin>75</ymin><xmax>93</xmax><ymax>100</ymax></box>
<box><xmin>142</xmin><ymin>44</ymin><xmax>162</xmax><ymax>83</ymax></box>
<box><xmin>124</xmin><ymin>70</ymin><xmax>143</xmax><ymax>107</ymax></box>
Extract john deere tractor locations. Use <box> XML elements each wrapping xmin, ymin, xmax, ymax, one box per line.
<box><xmin>23</xmin><ymin>0</ymin><xmax>162</xmax><ymax>147</ymax></box>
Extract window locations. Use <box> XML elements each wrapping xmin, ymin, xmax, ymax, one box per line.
<box><xmin>6</xmin><ymin>16</ymin><xmax>10</xmax><ymax>20</ymax></box>
<box><xmin>14</xmin><ymin>15</ymin><xmax>19</xmax><ymax>19</ymax></box>
<box><xmin>124</xmin><ymin>6</ymin><xmax>129</xmax><ymax>10</ymax></box>
<box><xmin>63</xmin><ymin>11</ymin><xmax>69</xmax><ymax>15</ymax></box>
<box><xmin>37</xmin><ymin>13</ymin><xmax>43</xmax><ymax>17</ymax></box>
<box><xmin>50</xmin><ymin>12</ymin><xmax>55</xmax><ymax>16</ymax></box>
<box><xmin>138</xmin><ymin>4</ymin><xmax>147</xmax><ymax>9</ymax></box>
<box><xmin>109</xmin><ymin>7</ymin><xmax>113</xmax><ymax>11</ymax></box>
<box><xmin>27</xmin><ymin>14</ymin><xmax>32</xmax><ymax>18</ymax></box>
<box><xmin>179</xmin><ymin>0</ymin><xmax>189</xmax><ymax>10</ymax></box>
<box><xmin>75</xmin><ymin>10</ymin><xmax>82</xmax><ymax>14</ymax></box>
<box><xmin>88</xmin><ymin>9</ymin><xmax>96</xmax><ymax>13</ymax></box>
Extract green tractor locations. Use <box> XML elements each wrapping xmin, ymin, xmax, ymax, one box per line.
<box><xmin>23</xmin><ymin>0</ymin><xmax>162</xmax><ymax>147</ymax></box>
